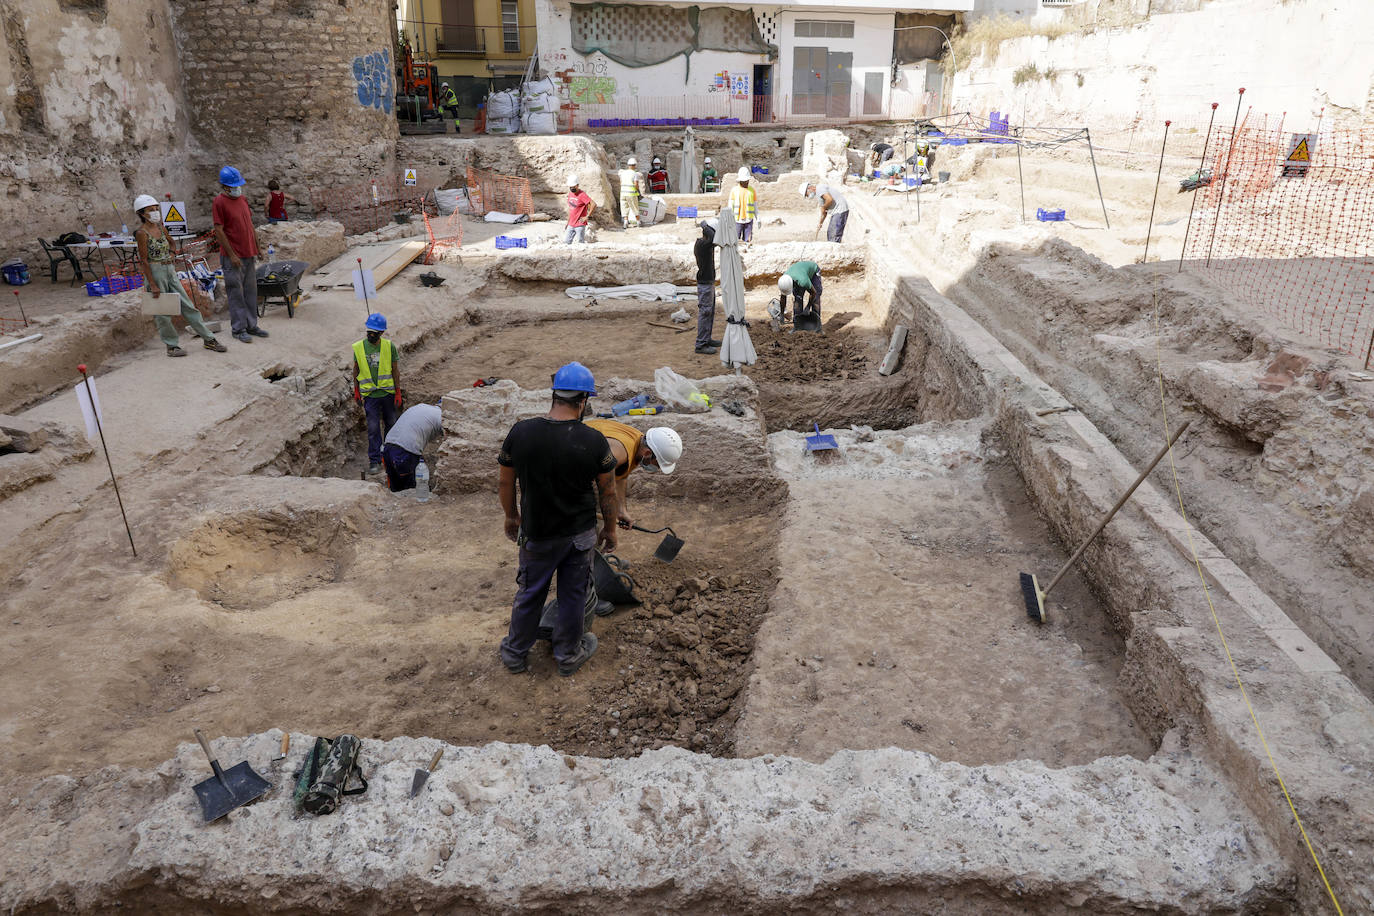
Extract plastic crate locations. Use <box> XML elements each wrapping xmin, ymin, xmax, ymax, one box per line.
<box><xmin>1036</xmin><ymin>208</ymin><xmax>1066</xmax><ymax>222</ymax></box>
<box><xmin>494</xmin><ymin>235</ymin><xmax>528</xmax><ymax>249</ymax></box>
<box><xmin>84</xmin><ymin>274</ymin><xmax>145</xmax><ymax>297</ymax></box>
<box><xmin>676</xmin><ymin>206</ymin><xmax>698</xmax><ymax>218</ymax></box>
<box><xmin>751</xmin><ymin>166</ymin><xmax>769</xmax><ymax>175</ymax></box>
<box><xmin>942</xmin><ymin>138</ymin><xmax>968</xmax><ymax>146</ymax></box>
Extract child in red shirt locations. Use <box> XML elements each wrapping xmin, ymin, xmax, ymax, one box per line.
<box><xmin>265</xmin><ymin>178</ymin><xmax>298</xmax><ymax>223</ymax></box>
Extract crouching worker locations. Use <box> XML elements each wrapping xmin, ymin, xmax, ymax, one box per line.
<box><xmin>585</xmin><ymin>419</ymin><xmax>682</xmax><ymax>529</ymax></box>
<box><xmin>133</xmin><ymin>194</ymin><xmax>226</xmax><ymax>357</ymax></box>
<box><xmin>383</xmin><ymin>402</ymin><xmax>444</xmax><ymax>491</ymax></box>
<box><xmin>498</xmin><ymin>362</ymin><xmax>620</xmax><ymax>677</ymax></box>
<box><xmin>777</xmin><ymin>260</ymin><xmax>822</xmax><ymax>330</ymax></box>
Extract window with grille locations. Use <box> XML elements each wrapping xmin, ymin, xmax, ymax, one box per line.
<box><xmin>794</xmin><ymin>20</ymin><xmax>853</xmax><ymax>39</ymax></box>
<box><xmin>502</xmin><ymin>0</ymin><xmax>520</xmax><ymax>52</ymax></box>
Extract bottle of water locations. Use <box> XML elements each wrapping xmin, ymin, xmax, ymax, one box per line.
<box><xmin>120</xmin><ymin>223</ymin><xmax>128</xmax><ymax>236</ymax></box>
<box><xmin>612</xmin><ymin>394</ymin><xmax>649</xmax><ymax>416</ymax></box>
<box><xmin>85</xmin><ymin>223</ymin><xmax>95</xmax><ymax>238</ymax></box>
<box><xmin>267</xmin><ymin>245</ymin><xmax>275</xmax><ymax>263</ymax></box>
<box><xmin>415</xmin><ymin>460</ymin><xmax>430</xmax><ymax>502</ymax></box>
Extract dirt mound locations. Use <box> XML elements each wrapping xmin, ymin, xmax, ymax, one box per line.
<box><xmin>749</xmin><ymin>312</ymin><xmax>872</xmax><ymax>383</ymax></box>
<box><xmin>167</xmin><ymin>507</ymin><xmax>361</xmax><ymax>610</ymax></box>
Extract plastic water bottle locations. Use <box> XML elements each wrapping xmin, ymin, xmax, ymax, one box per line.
<box><xmin>120</xmin><ymin>223</ymin><xmax>128</xmax><ymax>236</ymax></box>
<box><xmin>414</xmin><ymin>461</ymin><xmax>430</xmax><ymax>502</ymax></box>
<box><xmin>267</xmin><ymin>245</ymin><xmax>275</xmax><ymax>263</ymax></box>
<box><xmin>611</xmin><ymin>394</ymin><xmax>649</xmax><ymax>416</ymax></box>
<box><xmin>85</xmin><ymin>223</ymin><xmax>95</xmax><ymax>238</ymax></box>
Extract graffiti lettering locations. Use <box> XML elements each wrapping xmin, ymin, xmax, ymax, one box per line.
<box><xmin>353</xmin><ymin>48</ymin><xmax>394</xmax><ymax>114</ymax></box>
<box><xmin>572</xmin><ymin>56</ymin><xmax>609</xmax><ymax>76</ymax></box>
<box><xmin>569</xmin><ymin>75</ymin><xmax>617</xmax><ymax>104</ymax></box>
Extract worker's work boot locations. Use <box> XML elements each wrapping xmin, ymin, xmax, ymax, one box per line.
<box><xmin>557</xmin><ymin>633</ymin><xmax>598</xmax><ymax>677</ymax></box>
<box><xmin>593</xmin><ymin>595</ymin><xmax>615</xmax><ymax>617</ymax></box>
<box><xmin>203</xmin><ymin>338</ymin><xmax>228</xmax><ymax>352</ymax></box>
<box><xmin>366</xmin><ymin>462</ymin><xmax>382</xmax><ymax>475</ymax></box>
<box><xmin>166</xmin><ymin>346</ymin><xmax>187</xmax><ymax>357</ymax></box>
<box><xmin>695</xmin><ymin>345</ymin><xmax>718</xmax><ymax>355</ymax></box>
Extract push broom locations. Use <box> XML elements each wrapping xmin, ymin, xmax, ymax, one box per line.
<box><xmin>1021</xmin><ymin>418</ymin><xmax>1191</xmax><ymax>623</ymax></box>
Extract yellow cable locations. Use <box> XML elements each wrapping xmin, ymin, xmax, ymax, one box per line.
<box><xmin>1149</xmin><ymin>269</ymin><xmax>1345</xmax><ymax>914</ymax></box>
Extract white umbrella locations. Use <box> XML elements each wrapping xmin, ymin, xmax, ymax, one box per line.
<box><xmin>679</xmin><ymin>127</ymin><xmax>699</xmax><ymax>194</ymax></box>
<box><xmin>715</xmin><ymin>208</ymin><xmax>756</xmax><ymax>372</ymax></box>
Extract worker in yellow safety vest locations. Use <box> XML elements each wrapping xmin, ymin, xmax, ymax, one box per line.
<box><xmin>353</xmin><ymin>312</ymin><xmax>402</xmax><ymax>475</ymax></box>
<box><xmin>585</xmin><ymin>419</ymin><xmax>683</xmax><ymax>528</ymax></box>
<box><xmin>727</xmin><ymin>166</ymin><xmax>757</xmax><ymax>246</ymax></box>
<box><xmin>618</xmin><ymin>156</ymin><xmax>645</xmax><ymax>229</ymax></box>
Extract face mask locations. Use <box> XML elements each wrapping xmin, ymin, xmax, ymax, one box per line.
<box><xmin>146</xmin><ymin>210</ymin><xmax>162</xmax><ymax>223</ymax></box>
<box><xmin>366</xmin><ymin>331</ymin><xmax>381</xmax><ymax>344</ymax></box>
<box><xmin>227</xmin><ymin>187</ymin><xmax>243</xmax><ymax>198</ymax></box>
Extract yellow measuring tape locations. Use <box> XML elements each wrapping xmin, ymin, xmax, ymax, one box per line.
<box><xmin>1148</xmin><ymin>266</ymin><xmax>1345</xmax><ymax>914</ymax></box>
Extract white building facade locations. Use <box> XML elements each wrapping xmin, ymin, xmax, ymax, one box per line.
<box><xmin>533</xmin><ymin>0</ymin><xmax>971</xmax><ymax>124</ymax></box>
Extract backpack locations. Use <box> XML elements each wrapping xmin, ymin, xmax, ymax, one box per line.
<box><xmin>55</xmin><ymin>232</ymin><xmax>87</xmax><ymax>246</ymax></box>
<box><xmin>293</xmin><ymin>735</ymin><xmax>368</xmax><ymax>815</ymax></box>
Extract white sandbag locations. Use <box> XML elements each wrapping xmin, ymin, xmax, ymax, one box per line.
<box><xmin>522</xmin><ymin>110</ymin><xmax>557</xmax><ymax>135</ymax></box>
<box><xmin>637</xmin><ymin>196</ymin><xmax>666</xmax><ymax>226</ymax></box>
<box><xmin>434</xmin><ymin>187</ymin><xmax>470</xmax><ymax>216</ymax></box>
<box><xmin>485</xmin><ymin>89</ymin><xmax>519</xmax><ymax>120</ymax></box>
<box><xmin>486</xmin><ymin>116</ymin><xmax>521</xmax><ymax>135</ymax></box>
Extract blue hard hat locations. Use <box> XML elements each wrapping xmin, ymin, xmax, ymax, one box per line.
<box><xmin>365</xmin><ymin>312</ymin><xmax>387</xmax><ymax>332</ymax></box>
<box><xmin>551</xmin><ymin>361</ymin><xmax>596</xmax><ymax>395</ymax></box>
<box><xmin>218</xmin><ymin>166</ymin><xmax>245</xmax><ymax>187</ymax></box>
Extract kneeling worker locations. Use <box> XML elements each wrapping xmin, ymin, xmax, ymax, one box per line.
<box><xmin>585</xmin><ymin>418</ymin><xmax>682</xmax><ymax>528</ymax></box>
<box><xmin>383</xmin><ymin>402</ymin><xmax>444</xmax><ymax>491</ymax></box>
<box><xmin>777</xmin><ymin>260</ymin><xmax>822</xmax><ymax>331</ymax></box>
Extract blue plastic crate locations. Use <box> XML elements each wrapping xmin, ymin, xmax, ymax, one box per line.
<box><xmin>942</xmin><ymin>138</ymin><xmax>967</xmax><ymax>146</ymax></box>
<box><xmin>84</xmin><ymin>274</ymin><xmax>145</xmax><ymax>297</ymax></box>
<box><xmin>1036</xmin><ymin>208</ymin><xmax>1066</xmax><ymax>222</ymax></box>
<box><xmin>676</xmin><ymin>206</ymin><xmax>698</xmax><ymax>218</ymax></box>
<box><xmin>751</xmin><ymin>166</ymin><xmax>769</xmax><ymax>175</ymax></box>
<box><xmin>494</xmin><ymin>235</ymin><xmax>528</xmax><ymax>249</ymax></box>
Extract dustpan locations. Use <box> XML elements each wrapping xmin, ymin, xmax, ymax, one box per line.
<box><xmin>804</xmin><ymin>423</ymin><xmax>838</xmax><ymax>453</ymax></box>
<box><xmin>793</xmin><ymin>307</ymin><xmax>823</xmax><ymax>333</ymax></box>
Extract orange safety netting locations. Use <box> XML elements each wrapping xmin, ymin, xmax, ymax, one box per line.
<box><xmin>1181</xmin><ymin>114</ymin><xmax>1374</xmax><ymax>357</ymax></box>
<box><xmin>465</xmin><ymin>167</ymin><xmax>533</xmax><ymax>217</ymax></box>
<box><xmin>422</xmin><ymin>210</ymin><xmax>464</xmax><ymax>264</ymax></box>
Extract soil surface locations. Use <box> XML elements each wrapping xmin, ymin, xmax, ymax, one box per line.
<box><xmin>0</xmin><ymin>487</ymin><xmax>775</xmax><ymax>782</ymax></box>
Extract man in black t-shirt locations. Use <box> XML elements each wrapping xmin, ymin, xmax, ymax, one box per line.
<box><xmin>693</xmin><ymin>219</ymin><xmax>722</xmax><ymax>355</ymax></box>
<box><xmin>497</xmin><ymin>362</ymin><xmax>620</xmax><ymax>677</ymax></box>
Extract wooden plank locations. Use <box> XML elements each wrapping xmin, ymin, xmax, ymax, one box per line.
<box><xmin>370</xmin><ymin>240</ymin><xmax>426</xmax><ymax>290</ymax></box>
<box><xmin>311</xmin><ymin>241</ymin><xmax>423</xmax><ymax>289</ymax></box>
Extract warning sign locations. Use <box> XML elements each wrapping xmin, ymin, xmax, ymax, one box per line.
<box><xmin>160</xmin><ymin>200</ymin><xmax>187</xmax><ymax>234</ymax></box>
<box><xmin>404</xmin><ymin>168</ymin><xmax>417</xmax><ymax>187</ymax></box>
<box><xmin>1282</xmin><ymin>134</ymin><xmax>1316</xmax><ymax>178</ymax></box>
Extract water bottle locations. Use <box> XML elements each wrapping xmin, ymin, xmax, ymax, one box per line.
<box><xmin>267</xmin><ymin>245</ymin><xmax>275</xmax><ymax>264</ymax></box>
<box><xmin>120</xmin><ymin>223</ymin><xmax>128</xmax><ymax>236</ymax></box>
<box><xmin>85</xmin><ymin>223</ymin><xmax>95</xmax><ymax>238</ymax></box>
<box><xmin>611</xmin><ymin>394</ymin><xmax>649</xmax><ymax>416</ymax></box>
<box><xmin>414</xmin><ymin>460</ymin><xmax>430</xmax><ymax>502</ymax></box>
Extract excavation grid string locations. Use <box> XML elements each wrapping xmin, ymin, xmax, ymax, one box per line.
<box><xmin>1148</xmin><ymin>122</ymin><xmax>1346</xmax><ymax>915</ymax></box>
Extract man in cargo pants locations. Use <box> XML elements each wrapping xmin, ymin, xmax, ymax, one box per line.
<box><xmin>212</xmin><ymin>165</ymin><xmax>269</xmax><ymax>344</ymax></box>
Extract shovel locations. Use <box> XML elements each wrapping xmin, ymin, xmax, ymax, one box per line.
<box><xmin>192</xmin><ymin>728</ymin><xmax>272</xmax><ymax>822</ymax></box>
<box><xmin>630</xmin><ymin>524</ymin><xmax>685</xmax><ymax>562</ymax></box>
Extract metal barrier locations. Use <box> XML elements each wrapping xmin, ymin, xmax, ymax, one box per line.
<box><xmin>422</xmin><ymin>210</ymin><xmax>464</xmax><ymax>264</ymax></box>
<box><xmin>465</xmin><ymin>167</ymin><xmax>533</xmax><ymax>216</ymax></box>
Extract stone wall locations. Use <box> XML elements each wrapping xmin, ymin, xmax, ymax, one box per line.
<box><xmin>167</xmin><ymin>0</ymin><xmax>399</xmax><ymax>218</ymax></box>
<box><xmin>0</xmin><ymin>0</ymin><xmax>196</xmax><ymax>264</ymax></box>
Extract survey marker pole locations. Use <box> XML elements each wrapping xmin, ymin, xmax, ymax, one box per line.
<box><xmin>1205</xmin><ymin>88</ymin><xmax>1245</xmax><ymax>268</ymax></box>
<box><xmin>1142</xmin><ymin>121</ymin><xmax>1171</xmax><ymax>266</ymax></box>
<box><xmin>1085</xmin><ymin>128</ymin><xmax>1109</xmax><ymax>229</ymax></box>
<box><xmin>1178</xmin><ymin>102</ymin><xmax>1219</xmax><ymax>273</ymax></box>
<box><xmin>78</xmin><ymin>364</ymin><xmax>136</xmax><ymax>557</ymax></box>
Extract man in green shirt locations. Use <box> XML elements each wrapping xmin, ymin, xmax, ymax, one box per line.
<box><xmin>776</xmin><ymin>260</ymin><xmax>823</xmax><ymax>332</ymax></box>
<box><xmin>352</xmin><ymin>312</ymin><xmax>402</xmax><ymax>475</ymax></box>
<box><xmin>701</xmin><ymin>156</ymin><xmax>719</xmax><ymax>192</ymax></box>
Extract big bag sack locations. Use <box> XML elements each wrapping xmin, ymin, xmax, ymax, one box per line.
<box><xmin>293</xmin><ymin>735</ymin><xmax>368</xmax><ymax>815</ymax></box>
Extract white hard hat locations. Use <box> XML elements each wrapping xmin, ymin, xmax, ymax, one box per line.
<box><xmin>627</xmin><ymin>157</ymin><xmax>637</xmax><ymax>166</ymax></box>
<box><xmin>737</xmin><ymin>167</ymin><xmax>751</xmax><ymax>181</ymax></box>
<box><xmin>133</xmin><ymin>194</ymin><xmax>159</xmax><ymax>212</ymax></box>
<box><xmin>644</xmin><ymin>427</ymin><xmax>682</xmax><ymax>474</ymax></box>
<box><xmin>778</xmin><ymin>274</ymin><xmax>793</xmax><ymax>294</ymax></box>
<box><xmin>652</xmin><ymin>156</ymin><xmax>662</xmax><ymax>163</ymax></box>
<box><xmin>566</xmin><ymin>174</ymin><xmax>579</xmax><ymax>187</ymax></box>
<box><xmin>704</xmin><ymin>156</ymin><xmax>712</xmax><ymax>164</ymax></box>
<box><xmin>799</xmin><ymin>180</ymin><xmax>814</xmax><ymax>197</ymax></box>
<box><xmin>442</xmin><ymin>82</ymin><xmax>449</xmax><ymax>87</ymax></box>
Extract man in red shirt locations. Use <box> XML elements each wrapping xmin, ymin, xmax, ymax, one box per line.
<box><xmin>211</xmin><ymin>165</ymin><xmax>269</xmax><ymax>344</ymax></box>
<box><xmin>563</xmin><ymin>175</ymin><xmax>595</xmax><ymax>245</ymax></box>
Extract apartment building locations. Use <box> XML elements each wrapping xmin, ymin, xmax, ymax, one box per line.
<box><xmin>398</xmin><ymin>0</ymin><xmax>540</xmax><ymax>113</ymax></box>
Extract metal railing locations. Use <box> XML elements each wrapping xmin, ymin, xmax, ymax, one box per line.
<box><xmin>435</xmin><ymin>25</ymin><xmax>485</xmax><ymax>55</ymax></box>
<box><xmin>566</xmin><ymin>92</ymin><xmax>938</xmax><ymax>131</ymax></box>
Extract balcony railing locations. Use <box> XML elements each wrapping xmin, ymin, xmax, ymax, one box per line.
<box><xmin>435</xmin><ymin>25</ymin><xmax>485</xmax><ymax>55</ymax></box>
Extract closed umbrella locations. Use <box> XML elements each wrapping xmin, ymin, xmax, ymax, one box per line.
<box><xmin>715</xmin><ymin>208</ymin><xmax>755</xmax><ymax>372</ymax></box>
<box><xmin>679</xmin><ymin>127</ymin><xmax>699</xmax><ymax>194</ymax></box>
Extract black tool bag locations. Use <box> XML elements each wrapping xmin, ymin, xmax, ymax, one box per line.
<box><xmin>293</xmin><ymin>735</ymin><xmax>368</xmax><ymax>815</ymax></box>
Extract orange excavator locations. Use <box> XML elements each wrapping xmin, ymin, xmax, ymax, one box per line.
<box><xmin>396</xmin><ymin>39</ymin><xmax>442</xmax><ymax>127</ymax></box>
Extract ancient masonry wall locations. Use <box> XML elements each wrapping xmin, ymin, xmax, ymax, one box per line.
<box><xmin>0</xmin><ymin>0</ymin><xmax>196</xmax><ymax>264</ymax></box>
<box><xmin>166</xmin><ymin>0</ymin><xmax>399</xmax><ymax>218</ymax></box>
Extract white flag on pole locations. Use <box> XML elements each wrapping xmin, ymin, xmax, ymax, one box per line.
<box><xmin>352</xmin><ymin>269</ymin><xmax>377</xmax><ymax>300</ymax></box>
<box><xmin>74</xmin><ymin>375</ymin><xmax>104</xmax><ymax>439</ymax></box>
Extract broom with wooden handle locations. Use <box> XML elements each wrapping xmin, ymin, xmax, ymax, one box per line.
<box><xmin>1021</xmin><ymin>419</ymin><xmax>1192</xmax><ymax>623</ymax></box>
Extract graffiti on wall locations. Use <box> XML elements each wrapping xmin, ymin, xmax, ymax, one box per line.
<box><xmin>569</xmin><ymin>75</ymin><xmax>618</xmax><ymax>104</ymax></box>
<box><xmin>353</xmin><ymin>49</ymin><xmax>394</xmax><ymax>113</ymax></box>
<box><xmin>709</xmin><ymin>71</ymin><xmax>750</xmax><ymax>99</ymax></box>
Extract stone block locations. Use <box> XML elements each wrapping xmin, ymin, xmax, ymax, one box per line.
<box><xmin>0</xmin><ymin>415</ymin><xmax>48</xmax><ymax>453</ymax></box>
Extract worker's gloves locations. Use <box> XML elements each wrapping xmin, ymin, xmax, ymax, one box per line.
<box><xmin>394</xmin><ymin>391</ymin><xmax>403</xmax><ymax>408</ymax></box>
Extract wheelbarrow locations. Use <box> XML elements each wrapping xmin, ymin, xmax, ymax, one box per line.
<box><xmin>256</xmin><ymin>260</ymin><xmax>309</xmax><ymax>318</ymax></box>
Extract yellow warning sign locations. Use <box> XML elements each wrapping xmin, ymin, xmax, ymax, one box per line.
<box><xmin>160</xmin><ymin>200</ymin><xmax>188</xmax><ymax>233</ymax></box>
<box><xmin>1287</xmin><ymin>138</ymin><xmax>1310</xmax><ymax>162</ymax></box>
<box><xmin>404</xmin><ymin>168</ymin><xmax>418</xmax><ymax>186</ymax></box>
<box><xmin>164</xmin><ymin>203</ymin><xmax>184</xmax><ymax>223</ymax></box>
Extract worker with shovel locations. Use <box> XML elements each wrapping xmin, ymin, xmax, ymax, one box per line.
<box><xmin>586</xmin><ymin>419</ymin><xmax>682</xmax><ymax>529</ymax></box>
<box><xmin>800</xmin><ymin>179</ymin><xmax>849</xmax><ymax>243</ymax></box>
<box><xmin>498</xmin><ymin>362</ymin><xmax>619</xmax><ymax>677</ymax></box>
<box><xmin>776</xmin><ymin>260</ymin><xmax>823</xmax><ymax>332</ymax></box>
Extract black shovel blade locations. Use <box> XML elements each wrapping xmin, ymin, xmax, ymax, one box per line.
<box><xmin>193</xmin><ymin>760</ymin><xmax>272</xmax><ymax>822</ymax></box>
<box><xmin>793</xmin><ymin>310</ymin><xmax>823</xmax><ymax>333</ymax></box>
<box><xmin>653</xmin><ymin>532</ymin><xmax>684</xmax><ymax>562</ymax></box>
